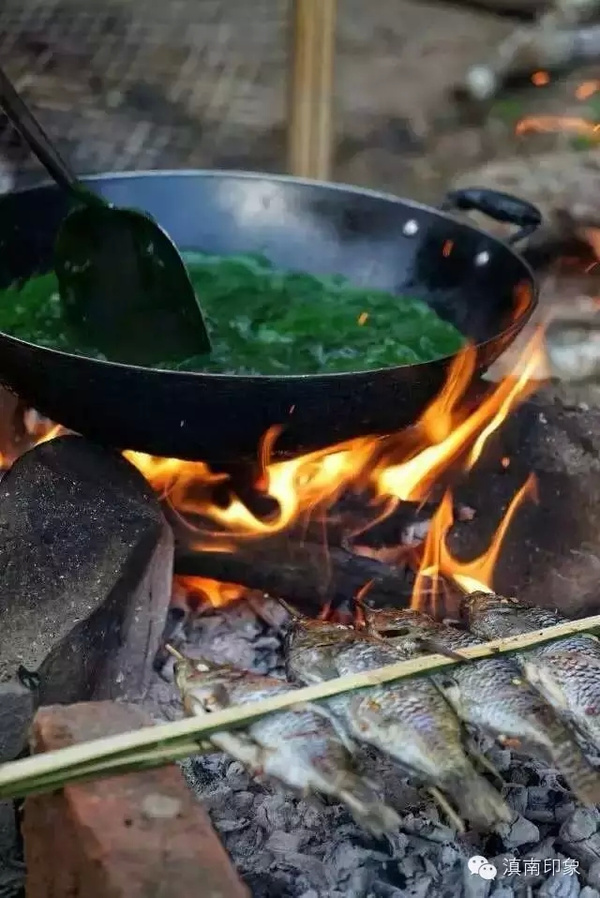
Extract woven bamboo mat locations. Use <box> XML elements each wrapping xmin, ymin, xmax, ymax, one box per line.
<box><xmin>0</xmin><ymin>0</ymin><xmax>290</xmax><ymax>178</ymax></box>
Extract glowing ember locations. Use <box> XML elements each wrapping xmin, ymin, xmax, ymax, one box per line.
<box><xmin>531</xmin><ymin>71</ymin><xmax>550</xmax><ymax>87</ymax></box>
<box><xmin>8</xmin><ymin>326</ymin><xmax>547</xmax><ymax>611</ymax></box>
<box><xmin>174</xmin><ymin>575</ymin><xmax>247</xmax><ymax>608</ymax></box>
<box><xmin>576</xmin><ymin>81</ymin><xmax>600</xmax><ymax>101</ymax></box>
<box><xmin>515</xmin><ymin>116</ymin><xmax>600</xmax><ymax>139</ymax></box>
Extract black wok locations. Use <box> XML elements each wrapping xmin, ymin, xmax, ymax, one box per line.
<box><xmin>0</xmin><ymin>170</ymin><xmax>540</xmax><ymax>462</ymax></box>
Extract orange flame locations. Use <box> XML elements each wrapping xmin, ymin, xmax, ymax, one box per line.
<box><xmin>412</xmin><ymin>474</ymin><xmax>539</xmax><ymax>615</ymax></box>
<box><xmin>174</xmin><ymin>575</ymin><xmax>247</xmax><ymax>608</ymax></box>
<box><xmin>10</xmin><ymin>326</ymin><xmax>547</xmax><ymax>612</ymax></box>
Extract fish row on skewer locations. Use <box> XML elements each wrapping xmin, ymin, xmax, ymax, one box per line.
<box><xmin>173</xmin><ymin>591</ymin><xmax>600</xmax><ymax>836</ymax></box>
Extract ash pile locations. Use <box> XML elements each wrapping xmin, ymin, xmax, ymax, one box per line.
<box><xmin>146</xmin><ymin>589</ymin><xmax>600</xmax><ymax>898</ymax></box>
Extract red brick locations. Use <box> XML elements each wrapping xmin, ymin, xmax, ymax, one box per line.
<box><xmin>23</xmin><ymin>702</ymin><xmax>250</xmax><ymax>898</ymax></box>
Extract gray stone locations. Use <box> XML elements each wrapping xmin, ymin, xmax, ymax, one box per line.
<box><xmin>0</xmin><ymin>801</ymin><xmax>24</xmax><ymax>898</ymax></box>
<box><xmin>580</xmin><ymin>888</ymin><xmax>600</xmax><ymax>898</ymax></box>
<box><xmin>0</xmin><ymin>436</ymin><xmax>173</xmax><ymax>762</ymax></box>
<box><xmin>0</xmin><ymin>682</ymin><xmax>33</xmax><ymax>765</ymax></box>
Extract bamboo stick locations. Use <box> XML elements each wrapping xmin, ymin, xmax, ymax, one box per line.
<box><xmin>2</xmin><ymin>608</ymin><xmax>600</xmax><ymax>799</ymax></box>
<box><xmin>287</xmin><ymin>0</ymin><xmax>338</xmax><ymax>179</ymax></box>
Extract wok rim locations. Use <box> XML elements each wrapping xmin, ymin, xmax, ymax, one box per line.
<box><xmin>0</xmin><ymin>168</ymin><xmax>539</xmax><ymax>382</ymax></box>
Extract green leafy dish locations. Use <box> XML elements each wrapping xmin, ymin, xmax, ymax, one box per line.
<box><xmin>0</xmin><ymin>251</ymin><xmax>465</xmax><ymax>375</ymax></box>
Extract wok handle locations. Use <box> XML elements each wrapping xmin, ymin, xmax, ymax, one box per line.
<box><xmin>440</xmin><ymin>187</ymin><xmax>542</xmax><ymax>245</ymax></box>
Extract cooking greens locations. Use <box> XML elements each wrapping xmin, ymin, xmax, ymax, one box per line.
<box><xmin>0</xmin><ymin>251</ymin><xmax>465</xmax><ymax>374</ymax></box>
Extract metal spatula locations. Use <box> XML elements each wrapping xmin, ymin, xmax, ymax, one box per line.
<box><xmin>0</xmin><ymin>66</ymin><xmax>212</xmax><ymax>366</ymax></box>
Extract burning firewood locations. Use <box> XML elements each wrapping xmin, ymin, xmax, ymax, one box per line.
<box><xmin>173</xmin><ymin>540</ymin><xmax>416</xmax><ymax>615</ymax></box>
<box><xmin>456</xmin><ymin>0</ymin><xmax>600</xmax><ymax>101</ymax></box>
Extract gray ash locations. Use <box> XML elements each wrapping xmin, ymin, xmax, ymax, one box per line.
<box><xmin>144</xmin><ymin>595</ymin><xmax>598</xmax><ymax>898</ymax></box>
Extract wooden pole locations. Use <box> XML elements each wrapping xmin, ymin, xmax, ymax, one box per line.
<box><xmin>287</xmin><ymin>0</ymin><xmax>338</xmax><ymax>180</ymax></box>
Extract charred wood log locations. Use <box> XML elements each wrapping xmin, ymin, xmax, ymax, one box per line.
<box><xmin>456</xmin><ymin>0</ymin><xmax>600</xmax><ymax>102</ymax></box>
<box><xmin>460</xmin><ymin>23</ymin><xmax>600</xmax><ymax>101</ymax></box>
<box><xmin>434</xmin><ymin>0</ymin><xmax>548</xmax><ymax>15</ymax></box>
<box><xmin>173</xmin><ymin>540</ymin><xmax>415</xmax><ymax>615</ymax></box>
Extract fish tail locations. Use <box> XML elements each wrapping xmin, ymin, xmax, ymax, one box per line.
<box><xmin>334</xmin><ymin>773</ymin><xmax>401</xmax><ymax>836</ymax></box>
<box><xmin>442</xmin><ymin>767</ymin><xmax>512</xmax><ymax>829</ymax></box>
<box><xmin>548</xmin><ymin>727</ymin><xmax>600</xmax><ymax>806</ymax></box>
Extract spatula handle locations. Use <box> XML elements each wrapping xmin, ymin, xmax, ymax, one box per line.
<box><xmin>0</xmin><ymin>66</ymin><xmax>78</xmax><ymax>193</ymax></box>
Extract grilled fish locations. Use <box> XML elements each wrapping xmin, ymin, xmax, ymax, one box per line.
<box><xmin>368</xmin><ymin>607</ymin><xmax>600</xmax><ymax>805</ymax></box>
<box><xmin>173</xmin><ymin>654</ymin><xmax>401</xmax><ymax>836</ymax></box>
<box><xmin>464</xmin><ymin>591</ymin><xmax>600</xmax><ymax>757</ymax></box>
<box><xmin>285</xmin><ymin>617</ymin><xmax>511</xmax><ymax>829</ymax></box>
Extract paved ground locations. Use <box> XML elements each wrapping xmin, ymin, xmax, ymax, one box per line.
<box><xmin>0</xmin><ymin>0</ymin><xmax>531</xmax><ymax>198</ymax></box>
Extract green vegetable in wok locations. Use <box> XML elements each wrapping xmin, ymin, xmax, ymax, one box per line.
<box><xmin>0</xmin><ymin>251</ymin><xmax>465</xmax><ymax>374</ymax></box>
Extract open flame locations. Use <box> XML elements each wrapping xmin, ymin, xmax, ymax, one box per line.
<box><xmin>413</xmin><ymin>473</ymin><xmax>539</xmax><ymax>617</ymax></box>
<box><xmin>10</xmin><ymin>326</ymin><xmax>547</xmax><ymax>614</ymax></box>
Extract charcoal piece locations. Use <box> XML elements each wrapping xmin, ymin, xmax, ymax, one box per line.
<box><xmin>0</xmin><ymin>435</ymin><xmax>173</xmax><ymax>762</ymax></box>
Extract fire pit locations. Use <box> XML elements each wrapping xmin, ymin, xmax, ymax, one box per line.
<box><xmin>2</xmin><ymin>354</ymin><xmax>600</xmax><ymax>896</ymax></box>
<box><xmin>0</xmin><ymin>171</ymin><xmax>599</xmax><ymax>897</ymax></box>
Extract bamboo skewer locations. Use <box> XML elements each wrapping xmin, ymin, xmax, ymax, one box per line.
<box><xmin>287</xmin><ymin>0</ymin><xmax>338</xmax><ymax>180</ymax></box>
<box><xmin>3</xmin><ymin>608</ymin><xmax>600</xmax><ymax>799</ymax></box>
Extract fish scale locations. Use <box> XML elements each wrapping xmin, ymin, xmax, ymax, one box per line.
<box><xmin>173</xmin><ymin>656</ymin><xmax>401</xmax><ymax>837</ymax></box>
<box><xmin>464</xmin><ymin>592</ymin><xmax>600</xmax><ymax>759</ymax></box>
<box><xmin>368</xmin><ymin>606</ymin><xmax>600</xmax><ymax>806</ymax></box>
<box><xmin>284</xmin><ymin>617</ymin><xmax>511</xmax><ymax>830</ymax></box>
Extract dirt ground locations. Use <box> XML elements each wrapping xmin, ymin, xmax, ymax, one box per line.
<box><xmin>2</xmin><ymin>0</ymin><xmax>600</xmax><ymax>386</ymax></box>
<box><xmin>0</xmin><ymin>0</ymin><xmax>596</xmax><ymax>201</ymax></box>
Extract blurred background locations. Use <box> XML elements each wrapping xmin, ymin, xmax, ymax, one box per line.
<box><xmin>1</xmin><ymin>0</ymin><xmax>597</xmax><ymax>204</ymax></box>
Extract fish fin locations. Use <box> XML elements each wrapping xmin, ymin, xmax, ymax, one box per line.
<box><xmin>337</xmin><ymin>785</ymin><xmax>402</xmax><ymax>837</ymax></box>
<box><xmin>427</xmin><ymin>786</ymin><xmax>465</xmax><ymax>833</ymax></box>
<box><xmin>275</xmin><ymin>597</ymin><xmax>309</xmax><ymax>621</ymax></box>
<box><xmin>435</xmin><ymin>677</ymin><xmax>463</xmax><ymax>712</ymax></box>
<box><xmin>303</xmin><ymin>702</ymin><xmax>357</xmax><ymax>753</ymax></box>
<box><xmin>415</xmin><ymin>637</ymin><xmax>466</xmax><ymax>662</ymax></box>
<box><xmin>465</xmin><ymin>741</ymin><xmax>505</xmax><ymax>787</ymax></box>
<box><xmin>442</xmin><ymin>769</ymin><xmax>512</xmax><ymax>829</ymax></box>
<box><xmin>521</xmin><ymin>661</ymin><xmax>571</xmax><ymax>712</ymax></box>
<box><xmin>209</xmin><ymin>731</ymin><xmax>264</xmax><ymax>771</ymax></box>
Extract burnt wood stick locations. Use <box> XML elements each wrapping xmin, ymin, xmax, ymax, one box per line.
<box><xmin>173</xmin><ymin>541</ymin><xmax>414</xmax><ymax>614</ymax></box>
<box><xmin>433</xmin><ymin>0</ymin><xmax>548</xmax><ymax>14</ymax></box>
<box><xmin>460</xmin><ymin>21</ymin><xmax>600</xmax><ymax>101</ymax></box>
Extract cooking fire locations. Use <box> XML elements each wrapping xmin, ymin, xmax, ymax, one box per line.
<box><xmin>6</xmin><ymin>305</ymin><xmax>600</xmax><ymax>896</ymax></box>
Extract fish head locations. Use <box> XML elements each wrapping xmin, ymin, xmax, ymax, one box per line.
<box><xmin>367</xmin><ymin>607</ymin><xmax>433</xmax><ymax>634</ymax></box>
<box><xmin>173</xmin><ymin>653</ymin><xmax>238</xmax><ymax>715</ymax></box>
<box><xmin>284</xmin><ymin>616</ymin><xmax>365</xmax><ymax>683</ymax></box>
<box><xmin>462</xmin><ymin>592</ymin><xmax>522</xmax><ymax>629</ymax></box>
